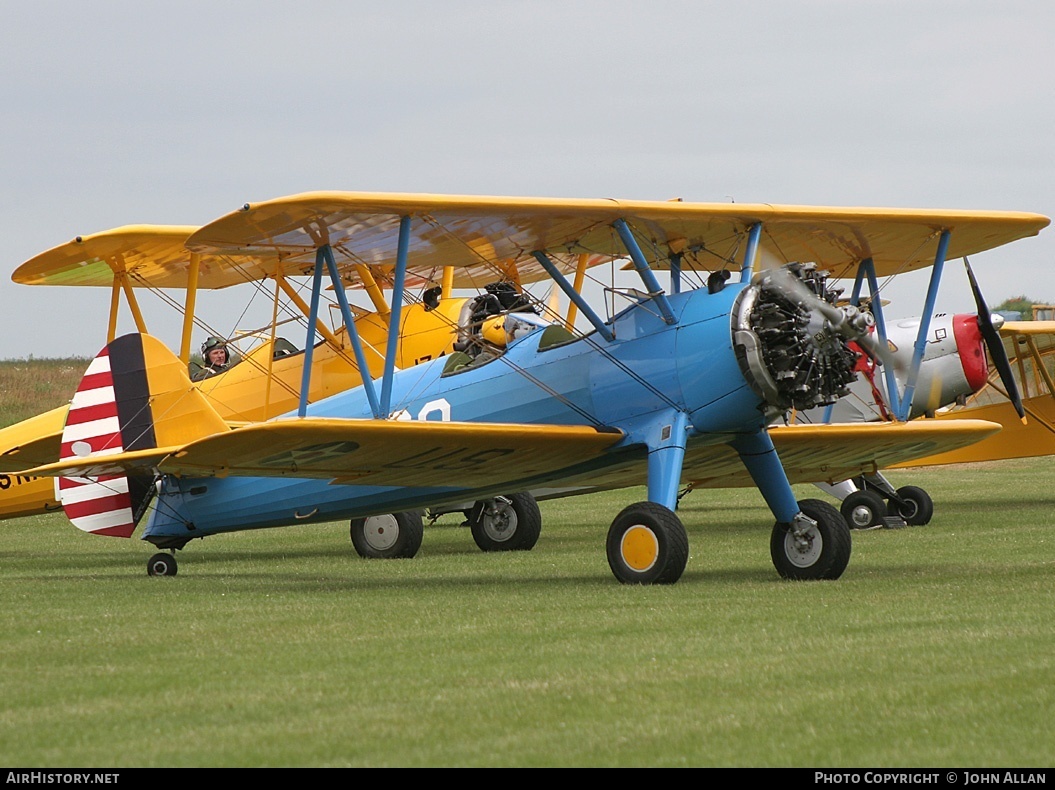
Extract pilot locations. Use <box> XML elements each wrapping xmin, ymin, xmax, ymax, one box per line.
<box><xmin>192</xmin><ymin>336</ymin><xmax>231</xmax><ymax>381</ymax></box>
<box><xmin>453</xmin><ymin>281</ymin><xmax>538</xmax><ymax>357</ymax></box>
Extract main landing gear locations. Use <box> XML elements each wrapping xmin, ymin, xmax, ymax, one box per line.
<box><xmin>350</xmin><ymin>511</ymin><xmax>425</xmax><ymax>559</ymax></box>
<box><xmin>606</xmin><ymin>501</ymin><xmax>689</xmax><ymax>585</ymax></box>
<box><xmin>464</xmin><ymin>493</ymin><xmax>541</xmax><ymax>552</ymax></box>
<box><xmin>771</xmin><ymin>499</ymin><xmax>852</xmax><ymax>580</ymax></box>
<box><xmin>604</xmin><ymin>497</ymin><xmax>851</xmax><ymax>585</ymax></box>
<box><xmin>839</xmin><ymin>475</ymin><xmax>935</xmax><ymax>529</ymax></box>
<box><xmin>352</xmin><ymin>492</ymin><xmax>543</xmax><ymax>559</ymax></box>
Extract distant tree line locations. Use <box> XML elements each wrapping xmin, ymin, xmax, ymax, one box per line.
<box><xmin>993</xmin><ymin>296</ymin><xmax>1053</xmax><ymax>320</ymax></box>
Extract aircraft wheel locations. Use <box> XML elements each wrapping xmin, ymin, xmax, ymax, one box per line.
<box><xmin>469</xmin><ymin>493</ymin><xmax>541</xmax><ymax>552</ymax></box>
<box><xmin>840</xmin><ymin>489</ymin><xmax>887</xmax><ymax>529</ymax></box>
<box><xmin>771</xmin><ymin>498</ymin><xmax>851</xmax><ymax>581</ymax></box>
<box><xmin>147</xmin><ymin>553</ymin><xmax>177</xmax><ymax>577</ymax></box>
<box><xmin>605</xmin><ymin>502</ymin><xmax>688</xmax><ymax>585</ymax></box>
<box><xmin>891</xmin><ymin>486</ymin><xmax>933</xmax><ymax>526</ymax></box>
<box><xmin>350</xmin><ymin>511</ymin><xmax>423</xmax><ymax>559</ymax></box>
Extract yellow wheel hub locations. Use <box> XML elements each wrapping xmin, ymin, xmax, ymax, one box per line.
<box><xmin>620</xmin><ymin>525</ymin><xmax>659</xmax><ymax>572</ymax></box>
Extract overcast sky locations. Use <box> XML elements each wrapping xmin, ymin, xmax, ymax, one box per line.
<box><xmin>1</xmin><ymin>1</ymin><xmax>1053</xmax><ymax>359</ymax></box>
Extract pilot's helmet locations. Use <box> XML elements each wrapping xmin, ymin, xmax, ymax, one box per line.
<box><xmin>201</xmin><ymin>336</ymin><xmax>229</xmax><ymax>364</ymax></box>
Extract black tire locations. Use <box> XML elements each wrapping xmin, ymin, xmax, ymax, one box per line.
<box><xmin>469</xmin><ymin>493</ymin><xmax>542</xmax><ymax>552</ymax></box>
<box><xmin>147</xmin><ymin>553</ymin><xmax>177</xmax><ymax>577</ymax></box>
<box><xmin>770</xmin><ymin>498</ymin><xmax>851</xmax><ymax>581</ymax></box>
<box><xmin>840</xmin><ymin>489</ymin><xmax>888</xmax><ymax>529</ymax></box>
<box><xmin>350</xmin><ymin>511</ymin><xmax>424</xmax><ymax>559</ymax></box>
<box><xmin>891</xmin><ymin>485</ymin><xmax>933</xmax><ymax>526</ymax></box>
<box><xmin>606</xmin><ymin>502</ymin><xmax>689</xmax><ymax>585</ymax></box>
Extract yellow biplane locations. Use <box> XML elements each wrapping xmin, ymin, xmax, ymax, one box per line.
<box><xmin>16</xmin><ymin>191</ymin><xmax>1047</xmax><ymax>582</ymax></box>
<box><xmin>892</xmin><ymin>320</ymin><xmax>1055</xmax><ymax>467</ymax></box>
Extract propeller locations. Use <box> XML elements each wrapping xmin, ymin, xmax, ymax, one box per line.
<box><xmin>964</xmin><ymin>257</ymin><xmax>1026</xmax><ymax>422</ymax></box>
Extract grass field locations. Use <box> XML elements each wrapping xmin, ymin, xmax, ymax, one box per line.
<box><xmin>0</xmin><ymin>357</ymin><xmax>85</xmax><ymax>426</ymax></box>
<box><xmin>1</xmin><ymin>361</ymin><xmax>1053</xmax><ymax>767</ymax></box>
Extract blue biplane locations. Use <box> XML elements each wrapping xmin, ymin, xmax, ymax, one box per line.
<box><xmin>22</xmin><ymin>193</ymin><xmax>1048</xmax><ymax>583</ymax></box>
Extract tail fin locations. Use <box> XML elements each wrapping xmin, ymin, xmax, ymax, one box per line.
<box><xmin>58</xmin><ymin>333</ymin><xmax>228</xmax><ymax>537</ymax></box>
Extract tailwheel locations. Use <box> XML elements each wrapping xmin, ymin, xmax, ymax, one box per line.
<box><xmin>606</xmin><ymin>502</ymin><xmax>688</xmax><ymax>585</ymax></box>
<box><xmin>890</xmin><ymin>485</ymin><xmax>933</xmax><ymax>526</ymax></box>
<box><xmin>840</xmin><ymin>489</ymin><xmax>888</xmax><ymax>530</ymax></box>
<box><xmin>771</xmin><ymin>498</ymin><xmax>851</xmax><ymax>580</ymax></box>
<box><xmin>147</xmin><ymin>552</ymin><xmax>177</xmax><ymax>577</ymax></box>
<box><xmin>468</xmin><ymin>493</ymin><xmax>541</xmax><ymax>552</ymax></box>
<box><xmin>350</xmin><ymin>511</ymin><xmax>424</xmax><ymax>559</ymax></box>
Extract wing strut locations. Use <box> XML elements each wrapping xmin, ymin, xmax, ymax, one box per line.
<box><xmin>297</xmin><ymin>244</ymin><xmax>383</xmax><ymax>419</ymax></box>
<box><xmin>898</xmin><ymin>230</ymin><xmax>950</xmax><ymax>421</ymax></box>
<box><xmin>298</xmin><ymin>247</ymin><xmax>326</xmax><ymax>417</ymax></box>
<box><xmin>179</xmin><ymin>252</ymin><xmax>201</xmax><ymax>365</ymax></box>
<box><xmin>380</xmin><ymin>216</ymin><xmax>411</xmax><ymax>416</ymax></box>
<box><xmin>851</xmin><ymin>257</ymin><xmax>902</xmax><ymax>418</ymax></box>
<box><xmin>670</xmin><ymin>252</ymin><xmax>682</xmax><ymax>295</ymax></box>
<box><xmin>532</xmin><ymin>252</ymin><xmax>614</xmax><ymax>342</ymax></box>
<box><xmin>107</xmin><ymin>278</ymin><xmax>121</xmax><ymax>342</ymax></box>
<box><xmin>740</xmin><ymin>222</ymin><xmax>762</xmax><ymax>282</ymax></box>
<box><xmin>115</xmin><ymin>264</ymin><xmax>148</xmax><ymax>334</ymax></box>
<box><xmin>321</xmin><ymin>244</ymin><xmax>382</xmax><ymax>418</ymax></box>
<box><xmin>564</xmin><ymin>253</ymin><xmax>589</xmax><ymax>329</ymax></box>
<box><xmin>613</xmin><ymin>219</ymin><xmax>676</xmax><ymax>324</ymax></box>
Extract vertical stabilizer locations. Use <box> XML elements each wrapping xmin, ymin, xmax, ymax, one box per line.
<box><xmin>58</xmin><ymin>334</ymin><xmax>228</xmax><ymax>537</ymax></box>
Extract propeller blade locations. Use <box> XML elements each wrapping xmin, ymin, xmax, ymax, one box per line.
<box><xmin>964</xmin><ymin>257</ymin><xmax>1026</xmax><ymax>421</ymax></box>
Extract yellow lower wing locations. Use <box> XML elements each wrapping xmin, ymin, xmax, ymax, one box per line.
<box><xmin>24</xmin><ymin>419</ymin><xmax>626</xmax><ymax>490</ymax></box>
<box><xmin>682</xmin><ymin>420</ymin><xmax>1003</xmax><ymax>488</ymax></box>
<box><xmin>159</xmin><ymin>419</ymin><xmax>625</xmax><ymax>487</ymax></box>
<box><xmin>893</xmin><ymin>396</ymin><xmax>1055</xmax><ymax>468</ymax></box>
<box><xmin>21</xmin><ymin>418</ymin><xmax>998</xmax><ymax>498</ymax></box>
<box><xmin>531</xmin><ymin>419</ymin><xmax>1003</xmax><ymax>496</ymax></box>
<box><xmin>0</xmin><ymin>405</ymin><xmax>67</xmax><ymax>473</ymax></box>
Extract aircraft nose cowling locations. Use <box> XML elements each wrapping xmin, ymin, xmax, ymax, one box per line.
<box><xmin>731</xmin><ymin>264</ymin><xmax>860</xmax><ymax>418</ymax></box>
<box><xmin>952</xmin><ymin>312</ymin><xmax>989</xmax><ymax>393</ymax></box>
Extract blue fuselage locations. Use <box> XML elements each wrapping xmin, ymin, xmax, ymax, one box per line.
<box><xmin>143</xmin><ymin>283</ymin><xmax>768</xmax><ymax>543</ymax></box>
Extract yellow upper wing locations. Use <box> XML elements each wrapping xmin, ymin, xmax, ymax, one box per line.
<box><xmin>11</xmin><ymin>225</ymin><xmax>237</xmax><ymax>289</ymax></box>
<box><xmin>13</xmin><ymin>218</ymin><xmax>614</xmax><ymax>293</ymax></box>
<box><xmin>186</xmin><ymin>191</ymin><xmax>1050</xmax><ymax>284</ymax></box>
